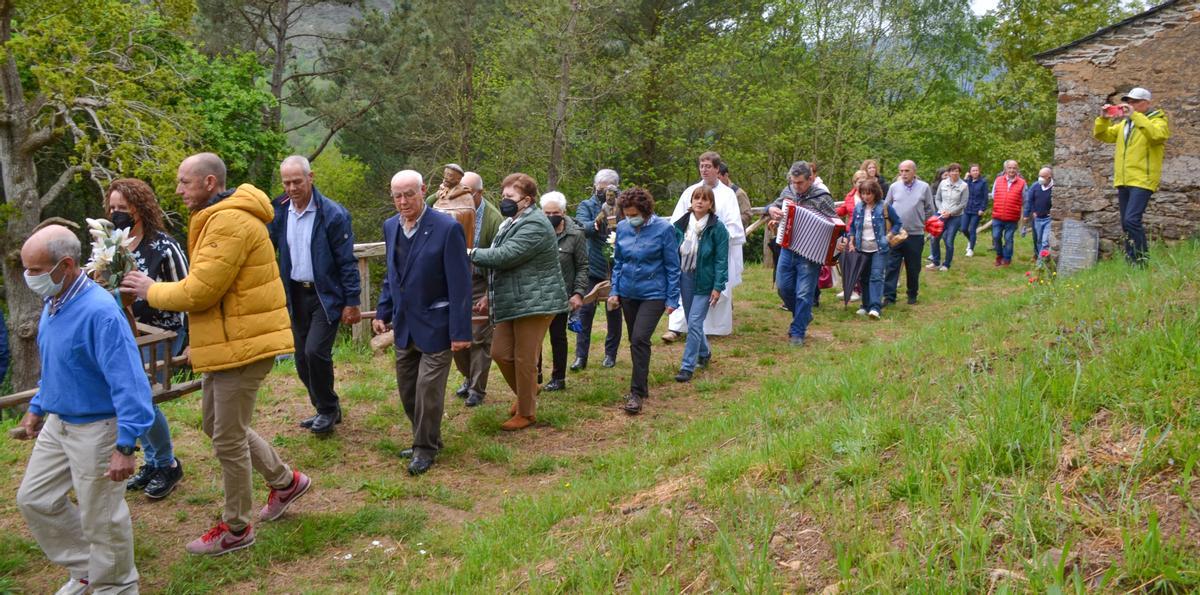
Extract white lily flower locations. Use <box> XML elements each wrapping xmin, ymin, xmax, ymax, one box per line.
<box><xmin>110</xmin><ymin>227</ymin><xmax>126</xmax><ymax>246</ymax></box>
<box><xmin>86</xmin><ymin>218</ymin><xmax>105</xmax><ymax>231</ymax></box>
<box><xmin>90</xmin><ymin>229</ymin><xmax>107</xmax><ymax>242</ymax></box>
<box><xmin>607</xmin><ymin>231</ymin><xmax>616</xmax><ymax>245</ymax></box>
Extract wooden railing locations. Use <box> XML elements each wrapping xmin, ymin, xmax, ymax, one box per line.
<box><xmin>351</xmin><ymin>241</ymin><xmax>385</xmax><ymax>342</ymax></box>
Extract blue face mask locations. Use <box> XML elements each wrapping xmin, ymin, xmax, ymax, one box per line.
<box><xmin>627</xmin><ymin>216</ymin><xmax>645</xmax><ymax>228</ymax></box>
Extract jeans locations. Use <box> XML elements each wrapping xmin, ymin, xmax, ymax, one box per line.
<box><xmin>575</xmin><ymin>275</ymin><xmax>622</xmax><ymax>363</ymax></box>
<box><xmin>1117</xmin><ymin>186</ymin><xmax>1152</xmax><ymax>264</ymax></box>
<box><xmin>960</xmin><ymin>212</ymin><xmax>982</xmax><ymax>249</ymax></box>
<box><xmin>1031</xmin><ymin>216</ymin><xmax>1052</xmax><ymax>260</ymax></box>
<box><xmin>931</xmin><ymin>216</ymin><xmax>961</xmax><ymax>268</ymax></box>
<box><xmin>620</xmin><ymin>298</ymin><xmax>666</xmax><ymax>398</ymax></box>
<box><xmin>856</xmin><ymin>250</ymin><xmax>887</xmax><ymax>312</ymax></box>
<box><xmin>290</xmin><ymin>285</ymin><xmax>341</xmax><ymax>415</ymax></box>
<box><xmin>992</xmin><ymin>219</ymin><xmax>1017</xmax><ymax>262</ymax></box>
<box><xmin>137</xmin><ymin>331</ymin><xmax>186</xmax><ymax>468</ymax></box>
<box><xmin>884</xmin><ymin>235</ymin><xmax>924</xmax><ymax>304</ymax></box>
<box><xmin>776</xmin><ymin>250</ymin><xmax>822</xmax><ymax>339</ymax></box>
<box><xmin>679</xmin><ymin>272</ymin><xmax>711</xmax><ymax>372</ymax></box>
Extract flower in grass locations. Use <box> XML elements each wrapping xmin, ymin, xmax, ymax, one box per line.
<box><xmin>1040</xmin><ymin>249</ymin><xmax>1051</xmax><ymax>258</ymax></box>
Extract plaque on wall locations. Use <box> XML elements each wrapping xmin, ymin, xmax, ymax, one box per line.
<box><xmin>1058</xmin><ymin>219</ymin><xmax>1099</xmax><ymax>277</ymax></box>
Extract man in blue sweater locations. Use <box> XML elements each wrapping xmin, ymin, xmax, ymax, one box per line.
<box><xmin>16</xmin><ymin>225</ymin><xmax>154</xmax><ymax>595</ymax></box>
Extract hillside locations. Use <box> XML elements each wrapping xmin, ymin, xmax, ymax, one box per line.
<box><xmin>2</xmin><ymin>238</ymin><xmax>1198</xmax><ymax>593</ymax></box>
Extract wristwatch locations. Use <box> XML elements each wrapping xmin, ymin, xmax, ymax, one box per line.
<box><xmin>115</xmin><ymin>444</ymin><xmax>135</xmax><ymax>456</ymax></box>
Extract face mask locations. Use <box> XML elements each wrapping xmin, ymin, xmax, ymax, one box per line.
<box><xmin>499</xmin><ymin>197</ymin><xmax>521</xmax><ymax>218</ymax></box>
<box><xmin>25</xmin><ymin>259</ymin><xmax>66</xmax><ymax>298</ymax></box>
<box><xmin>1037</xmin><ymin>177</ymin><xmax>1048</xmax><ymax>185</ymax></box>
<box><xmin>111</xmin><ymin>211</ymin><xmax>135</xmax><ymax>230</ymax></box>
<box><xmin>627</xmin><ymin>216</ymin><xmax>645</xmax><ymax>228</ymax></box>
<box><xmin>546</xmin><ymin>215</ymin><xmax>564</xmax><ymax>228</ymax></box>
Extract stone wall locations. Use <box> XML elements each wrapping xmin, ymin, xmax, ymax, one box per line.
<box><xmin>1039</xmin><ymin>0</ymin><xmax>1200</xmax><ymax>254</ymax></box>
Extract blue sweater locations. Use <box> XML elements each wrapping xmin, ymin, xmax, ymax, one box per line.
<box><xmin>1023</xmin><ymin>182</ymin><xmax>1053</xmax><ymax>218</ymax></box>
<box><xmin>611</xmin><ymin>215</ymin><xmax>681</xmax><ymax>309</ymax></box>
<box><xmin>965</xmin><ymin>176</ymin><xmax>989</xmax><ymax>214</ymax></box>
<box><xmin>29</xmin><ymin>278</ymin><xmax>154</xmax><ymax>448</ymax></box>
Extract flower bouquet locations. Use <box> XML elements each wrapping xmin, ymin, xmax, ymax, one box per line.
<box><xmin>84</xmin><ymin>217</ymin><xmax>138</xmax><ymax>333</ymax></box>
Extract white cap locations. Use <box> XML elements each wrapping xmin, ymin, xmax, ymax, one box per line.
<box><xmin>1122</xmin><ymin>87</ymin><xmax>1151</xmax><ymax>101</ymax></box>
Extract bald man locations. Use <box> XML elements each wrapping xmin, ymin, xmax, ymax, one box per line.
<box><xmin>268</xmin><ymin>155</ymin><xmax>361</xmax><ymax>435</ymax></box>
<box><xmin>17</xmin><ymin>225</ymin><xmax>153</xmax><ymax>594</ymax></box>
<box><xmin>122</xmin><ymin>152</ymin><xmax>310</xmax><ymax>555</ymax></box>
<box><xmin>450</xmin><ymin>171</ymin><xmax>502</xmax><ymax>407</ymax></box>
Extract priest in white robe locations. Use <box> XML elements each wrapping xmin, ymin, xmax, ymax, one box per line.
<box><xmin>665</xmin><ymin>151</ymin><xmax>745</xmax><ymax>337</ymax></box>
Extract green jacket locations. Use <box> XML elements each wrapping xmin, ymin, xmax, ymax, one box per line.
<box><xmin>477</xmin><ymin>198</ymin><xmax>502</xmax><ymax>250</ymax></box>
<box><xmin>1093</xmin><ymin>109</ymin><xmax>1170</xmax><ymax>192</ymax></box>
<box><xmin>672</xmin><ymin>213</ymin><xmax>729</xmax><ymax>295</ymax></box>
<box><xmin>471</xmin><ymin>207</ymin><xmax>568</xmax><ymax>323</ymax></box>
<box><xmin>555</xmin><ymin>216</ymin><xmax>590</xmax><ymax>298</ymax></box>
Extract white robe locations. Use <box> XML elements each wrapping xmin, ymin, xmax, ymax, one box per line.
<box><xmin>668</xmin><ymin>181</ymin><xmax>746</xmax><ymax>335</ymax></box>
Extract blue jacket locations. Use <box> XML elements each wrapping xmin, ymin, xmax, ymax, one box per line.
<box><xmin>574</xmin><ymin>192</ymin><xmax>610</xmax><ymax>280</ymax></box>
<box><xmin>269</xmin><ymin>186</ymin><xmax>361</xmax><ymax>323</ymax></box>
<box><xmin>850</xmin><ymin>201</ymin><xmax>903</xmax><ymax>255</ymax></box>
<box><xmin>964</xmin><ymin>176</ymin><xmax>989</xmax><ymax>214</ymax></box>
<box><xmin>29</xmin><ymin>278</ymin><xmax>153</xmax><ymax>448</ymax></box>
<box><xmin>375</xmin><ymin>207</ymin><xmax>472</xmax><ymax>353</ymax></box>
<box><xmin>611</xmin><ymin>215</ymin><xmax>681</xmax><ymax>309</ymax></box>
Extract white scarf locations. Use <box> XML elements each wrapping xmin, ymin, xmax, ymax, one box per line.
<box><xmin>679</xmin><ymin>213</ymin><xmax>709</xmax><ymax>273</ymax></box>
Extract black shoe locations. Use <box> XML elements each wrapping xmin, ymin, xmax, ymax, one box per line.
<box><xmin>622</xmin><ymin>394</ymin><xmax>643</xmax><ymax>414</ymax></box>
<box><xmin>906</xmin><ymin>297</ymin><xmax>918</xmax><ymax>305</ymax></box>
<box><xmin>300</xmin><ymin>408</ymin><xmax>341</xmax><ymax>429</ymax></box>
<box><xmin>537</xmin><ymin>370</ymin><xmax>544</xmax><ymax>384</ymax></box>
<box><xmin>698</xmin><ymin>355</ymin><xmax>711</xmax><ymax>369</ymax></box>
<box><xmin>144</xmin><ymin>459</ymin><xmax>183</xmax><ymax>500</ymax></box>
<box><xmin>455</xmin><ymin>382</ymin><xmax>469</xmax><ymax>399</ymax></box>
<box><xmin>569</xmin><ymin>357</ymin><xmax>586</xmax><ymax>372</ymax></box>
<box><xmin>310</xmin><ymin>412</ymin><xmax>339</xmax><ymax>435</ymax></box>
<box><xmin>883</xmin><ymin>298</ymin><xmax>896</xmax><ymax>306</ymax></box>
<box><xmin>543</xmin><ymin>379</ymin><xmax>566</xmax><ymax>392</ymax></box>
<box><xmin>127</xmin><ymin>464</ymin><xmax>156</xmax><ymax>491</ymax></box>
<box><xmin>602</xmin><ymin>355</ymin><xmax>616</xmax><ymax>368</ymax></box>
<box><xmin>398</xmin><ymin>448</ymin><xmax>414</xmax><ymax>459</ymax></box>
<box><xmin>407</xmin><ymin>454</ymin><xmax>434</xmax><ymax>476</ymax></box>
<box><xmin>674</xmin><ymin>369</ymin><xmax>693</xmax><ymax>383</ymax></box>
<box><xmin>465</xmin><ymin>393</ymin><xmax>485</xmax><ymax>407</ymax></box>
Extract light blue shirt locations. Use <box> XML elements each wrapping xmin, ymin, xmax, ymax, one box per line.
<box><xmin>474</xmin><ymin>199</ymin><xmax>485</xmax><ymax>247</ymax></box>
<box><xmin>287</xmin><ymin>197</ymin><xmax>317</xmax><ymax>282</ymax></box>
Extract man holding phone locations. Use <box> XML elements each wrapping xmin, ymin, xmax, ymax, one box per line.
<box><xmin>1094</xmin><ymin>86</ymin><xmax>1170</xmax><ymax>265</ymax></box>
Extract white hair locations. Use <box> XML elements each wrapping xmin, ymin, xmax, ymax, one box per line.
<box><xmin>1004</xmin><ymin>160</ymin><xmax>1019</xmax><ymax>168</ymax></box>
<box><xmin>391</xmin><ymin>170</ymin><xmax>423</xmax><ymax>187</ymax></box>
<box><xmin>540</xmin><ymin>191</ymin><xmax>567</xmax><ymax>211</ymax></box>
<box><xmin>280</xmin><ymin>154</ymin><xmax>311</xmax><ymax>174</ymax></box>
<box><xmin>47</xmin><ymin>231</ymin><xmax>81</xmax><ymax>263</ymax></box>
<box><xmin>463</xmin><ymin>171</ymin><xmax>484</xmax><ymax>191</ymax></box>
<box><xmin>594</xmin><ymin>169</ymin><xmax>619</xmax><ymax>187</ymax></box>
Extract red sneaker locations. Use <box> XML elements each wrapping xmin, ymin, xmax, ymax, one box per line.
<box><xmin>185</xmin><ymin>522</ymin><xmax>255</xmax><ymax>556</ymax></box>
<box><xmin>259</xmin><ymin>470</ymin><xmax>311</xmax><ymax>522</ymax></box>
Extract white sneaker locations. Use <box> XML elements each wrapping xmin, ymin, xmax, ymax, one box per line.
<box><xmin>965</xmin><ymin>248</ymin><xmax>974</xmax><ymax>257</ymax></box>
<box><xmin>938</xmin><ymin>265</ymin><xmax>949</xmax><ymax>272</ymax></box>
<box><xmin>850</xmin><ymin>292</ymin><xmax>861</xmax><ymax>302</ymax></box>
<box><xmin>855</xmin><ymin>308</ymin><xmax>867</xmax><ymax>315</ymax></box>
<box><xmin>55</xmin><ymin>578</ymin><xmax>89</xmax><ymax>595</ymax></box>
<box><xmin>868</xmin><ymin>310</ymin><xmax>881</xmax><ymax>320</ymax></box>
<box><xmin>925</xmin><ymin>263</ymin><xmax>937</xmax><ymax>269</ymax></box>
<box><xmin>836</xmin><ymin>291</ymin><xmax>846</xmax><ymax>299</ymax></box>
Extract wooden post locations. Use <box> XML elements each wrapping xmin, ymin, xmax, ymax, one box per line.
<box><xmin>352</xmin><ymin>242</ymin><xmax>386</xmax><ymax>343</ymax></box>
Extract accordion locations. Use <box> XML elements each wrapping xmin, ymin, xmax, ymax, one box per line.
<box><xmin>775</xmin><ymin>199</ymin><xmax>846</xmax><ymax>265</ymax></box>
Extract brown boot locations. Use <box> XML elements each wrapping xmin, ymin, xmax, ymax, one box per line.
<box><xmin>509</xmin><ymin>401</ymin><xmax>518</xmax><ymax>416</ymax></box>
<box><xmin>500</xmin><ymin>415</ymin><xmax>535</xmax><ymax>431</ymax></box>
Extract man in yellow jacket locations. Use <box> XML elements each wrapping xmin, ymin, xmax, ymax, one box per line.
<box><xmin>122</xmin><ymin>153</ymin><xmax>311</xmax><ymax>556</ymax></box>
<box><xmin>1093</xmin><ymin>86</ymin><xmax>1170</xmax><ymax>265</ymax></box>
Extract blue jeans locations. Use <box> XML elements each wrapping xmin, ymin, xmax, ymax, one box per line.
<box><xmin>1117</xmin><ymin>186</ymin><xmax>1152</xmax><ymax>264</ymax></box>
<box><xmin>991</xmin><ymin>219</ymin><xmax>1017</xmax><ymax>262</ymax></box>
<box><xmin>136</xmin><ymin>331</ymin><xmax>186</xmax><ymax>468</ymax></box>
<box><xmin>857</xmin><ymin>250</ymin><xmax>888</xmax><ymax>312</ymax></box>
<box><xmin>960</xmin><ymin>212</ymin><xmax>982</xmax><ymax>249</ymax></box>
<box><xmin>679</xmin><ymin>271</ymin><xmax>711</xmax><ymax>372</ymax></box>
<box><xmin>776</xmin><ymin>250</ymin><xmax>822</xmax><ymax>339</ymax></box>
<box><xmin>1031</xmin><ymin>216</ymin><xmax>1051</xmax><ymax>260</ymax></box>
<box><xmin>930</xmin><ymin>215</ymin><xmax>961</xmax><ymax>268</ymax></box>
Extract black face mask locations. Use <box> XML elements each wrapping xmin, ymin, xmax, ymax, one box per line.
<box><xmin>546</xmin><ymin>215</ymin><xmax>564</xmax><ymax>228</ymax></box>
<box><xmin>500</xmin><ymin>197</ymin><xmax>521</xmax><ymax>217</ymax></box>
<box><xmin>111</xmin><ymin>211</ymin><xmax>135</xmax><ymax>230</ymax></box>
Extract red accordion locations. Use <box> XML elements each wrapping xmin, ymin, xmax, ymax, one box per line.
<box><xmin>775</xmin><ymin>199</ymin><xmax>845</xmax><ymax>265</ymax></box>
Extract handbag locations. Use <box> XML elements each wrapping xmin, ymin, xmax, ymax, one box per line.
<box><xmin>818</xmin><ymin>266</ymin><xmax>833</xmax><ymax>289</ymax></box>
<box><xmin>884</xmin><ymin>207</ymin><xmax>908</xmax><ymax>247</ymax></box>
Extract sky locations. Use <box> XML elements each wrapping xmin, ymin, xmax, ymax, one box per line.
<box><xmin>971</xmin><ymin>0</ymin><xmax>1000</xmax><ymax>14</ymax></box>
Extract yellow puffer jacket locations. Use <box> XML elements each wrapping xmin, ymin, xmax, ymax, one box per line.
<box><xmin>147</xmin><ymin>184</ymin><xmax>293</xmax><ymax>372</ymax></box>
<box><xmin>1092</xmin><ymin>109</ymin><xmax>1170</xmax><ymax>192</ymax></box>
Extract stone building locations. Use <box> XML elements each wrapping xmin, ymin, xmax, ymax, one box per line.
<box><xmin>1035</xmin><ymin>0</ymin><xmax>1200</xmax><ymax>254</ymax></box>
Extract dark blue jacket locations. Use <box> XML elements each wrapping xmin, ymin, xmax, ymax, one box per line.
<box><xmin>574</xmin><ymin>193</ymin><xmax>610</xmax><ymax>280</ymax></box>
<box><xmin>376</xmin><ymin>208</ymin><xmax>472</xmax><ymax>353</ymax></box>
<box><xmin>1023</xmin><ymin>182</ymin><xmax>1053</xmax><ymax>218</ymax></box>
<box><xmin>964</xmin><ymin>176</ymin><xmax>989</xmax><ymax>214</ymax></box>
<box><xmin>850</xmin><ymin>201</ymin><xmax>903</xmax><ymax>255</ymax></box>
<box><xmin>269</xmin><ymin>186</ymin><xmax>361</xmax><ymax>323</ymax></box>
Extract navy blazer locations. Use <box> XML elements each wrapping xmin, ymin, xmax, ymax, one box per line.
<box><xmin>269</xmin><ymin>186</ymin><xmax>361</xmax><ymax>323</ymax></box>
<box><xmin>375</xmin><ymin>208</ymin><xmax>472</xmax><ymax>352</ymax></box>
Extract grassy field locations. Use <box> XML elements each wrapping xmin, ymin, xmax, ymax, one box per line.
<box><xmin>2</xmin><ymin>237</ymin><xmax>1198</xmax><ymax>593</ymax></box>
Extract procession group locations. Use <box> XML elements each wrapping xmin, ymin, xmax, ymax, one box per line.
<box><xmin>10</xmin><ymin>86</ymin><xmax>1168</xmax><ymax>593</ymax></box>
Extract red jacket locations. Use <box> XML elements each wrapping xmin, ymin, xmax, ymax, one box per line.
<box><xmin>837</xmin><ymin>189</ymin><xmax>859</xmax><ymax>227</ymax></box>
<box><xmin>991</xmin><ymin>175</ymin><xmax>1026</xmax><ymax>222</ymax></box>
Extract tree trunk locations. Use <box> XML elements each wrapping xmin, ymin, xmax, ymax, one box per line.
<box><xmin>546</xmin><ymin>0</ymin><xmax>580</xmax><ymax>192</ymax></box>
<box><xmin>268</xmin><ymin>0</ymin><xmax>290</xmax><ymax>131</ymax></box>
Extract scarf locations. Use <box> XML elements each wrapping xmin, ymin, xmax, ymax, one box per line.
<box><xmin>679</xmin><ymin>213</ymin><xmax>708</xmax><ymax>273</ymax></box>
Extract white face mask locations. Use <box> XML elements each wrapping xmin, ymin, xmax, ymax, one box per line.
<box><xmin>24</xmin><ymin>259</ymin><xmax>66</xmax><ymax>298</ymax></box>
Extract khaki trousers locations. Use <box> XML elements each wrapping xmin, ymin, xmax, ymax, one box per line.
<box><xmin>17</xmin><ymin>415</ymin><xmax>139</xmax><ymax>594</ymax></box>
<box><xmin>491</xmin><ymin>314</ymin><xmax>553</xmax><ymax>417</ymax></box>
<box><xmin>201</xmin><ymin>357</ymin><xmax>292</xmax><ymax>531</ymax></box>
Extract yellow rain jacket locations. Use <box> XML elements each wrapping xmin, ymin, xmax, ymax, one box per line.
<box><xmin>1092</xmin><ymin>109</ymin><xmax>1170</xmax><ymax>192</ymax></box>
<box><xmin>148</xmin><ymin>184</ymin><xmax>293</xmax><ymax>372</ymax></box>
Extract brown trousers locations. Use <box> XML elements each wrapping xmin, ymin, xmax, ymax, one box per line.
<box><xmin>491</xmin><ymin>314</ymin><xmax>553</xmax><ymax>417</ymax></box>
